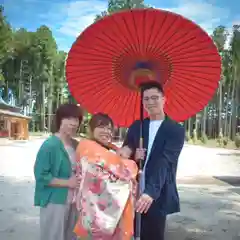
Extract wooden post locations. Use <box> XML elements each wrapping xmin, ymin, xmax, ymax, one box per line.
<box><xmin>7</xmin><ymin>117</ymin><xmax>11</xmax><ymax>139</ymax></box>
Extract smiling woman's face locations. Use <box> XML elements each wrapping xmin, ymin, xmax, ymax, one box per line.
<box><xmin>93</xmin><ymin>123</ymin><xmax>113</xmax><ymax>145</ymax></box>
<box><xmin>89</xmin><ymin>113</ymin><xmax>114</xmax><ymax>145</ymax></box>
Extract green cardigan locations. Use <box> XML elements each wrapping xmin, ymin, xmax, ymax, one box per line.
<box><xmin>34</xmin><ymin>135</ymin><xmax>78</xmax><ymax>207</ymax></box>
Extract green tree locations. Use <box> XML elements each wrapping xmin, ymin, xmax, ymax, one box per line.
<box><xmin>53</xmin><ymin>51</ymin><xmax>67</xmax><ymax>108</ymax></box>
<box><xmin>212</xmin><ymin>26</ymin><xmax>229</xmax><ymax>138</ymax></box>
<box><xmin>229</xmin><ymin>25</ymin><xmax>240</xmax><ymax>138</ymax></box>
<box><xmin>0</xmin><ymin>5</ymin><xmax>12</xmax><ymax>64</ymax></box>
<box><xmin>31</xmin><ymin>26</ymin><xmax>57</xmax><ymax>130</ymax></box>
<box><xmin>95</xmin><ymin>0</ymin><xmax>147</xmax><ymax>21</ymax></box>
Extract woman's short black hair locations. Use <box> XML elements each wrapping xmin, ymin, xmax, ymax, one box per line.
<box><xmin>54</xmin><ymin>103</ymin><xmax>83</xmax><ymax>132</ymax></box>
<box><xmin>89</xmin><ymin>113</ymin><xmax>114</xmax><ymax>131</ymax></box>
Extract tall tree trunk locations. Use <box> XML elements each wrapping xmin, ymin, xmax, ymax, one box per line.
<box><xmin>47</xmin><ymin>92</ymin><xmax>53</xmax><ymax>132</ymax></box>
<box><xmin>29</xmin><ymin>75</ymin><xmax>32</xmax><ymax>115</ymax></box>
<box><xmin>187</xmin><ymin>118</ymin><xmax>191</xmax><ymax>136</ymax></box>
<box><xmin>41</xmin><ymin>82</ymin><xmax>46</xmax><ymax>131</ymax></box>
<box><xmin>228</xmin><ymin>68</ymin><xmax>237</xmax><ymax>139</ymax></box>
<box><xmin>60</xmin><ymin>81</ymin><xmax>64</xmax><ymax>104</ymax></box>
<box><xmin>56</xmin><ymin>90</ymin><xmax>60</xmax><ymax>108</ymax></box>
<box><xmin>47</xmin><ymin>65</ymin><xmax>54</xmax><ymax>132</ymax></box>
<box><xmin>224</xmin><ymin>85</ymin><xmax>231</xmax><ymax>137</ymax></box>
<box><xmin>18</xmin><ymin>60</ymin><xmax>23</xmax><ymax>105</ymax></box>
<box><xmin>218</xmin><ymin>79</ymin><xmax>223</xmax><ymax>136</ymax></box>
<box><xmin>202</xmin><ymin>107</ymin><xmax>207</xmax><ymax>135</ymax></box>
<box><xmin>232</xmin><ymin>85</ymin><xmax>239</xmax><ymax>137</ymax></box>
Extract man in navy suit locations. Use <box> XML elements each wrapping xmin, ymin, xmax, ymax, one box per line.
<box><xmin>118</xmin><ymin>82</ymin><xmax>185</xmax><ymax>240</ymax></box>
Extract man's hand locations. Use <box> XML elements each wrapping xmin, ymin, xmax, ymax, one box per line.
<box><xmin>135</xmin><ymin>148</ymin><xmax>146</xmax><ymax>161</ymax></box>
<box><xmin>135</xmin><ymin>193</ymin><xmax>153</xmax><ymax>214</ymax></box>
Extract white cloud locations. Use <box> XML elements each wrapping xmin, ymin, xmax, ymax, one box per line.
<box><xmin>54</xmin><ymin>0</ymin><xmax>228</xmax><ymax>39</ymax></box>
<box><xmin>233</xmin><ymin>19</ymin><xmax>240</xmax><ymax>25</ymax></box>
<box><xmin>161</xmin><ymin>0</ymin><xmax>230</xmax><ymax>35</ymax></box>
<box><xmin>56</xmin><ymin>0</ymin><xmax>107</xmax><ymax>37</ymax></box>
<box><xmin>36</xmin><ymin>0</ymin><xmax>107</xmax><ymax>50</ymax></box>
<box><xmin>40</xmin><ymin>0</ymin><xmax>231</xmax><ymax>50</ymax></box>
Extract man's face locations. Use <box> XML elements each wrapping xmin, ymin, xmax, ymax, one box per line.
<box><xmin>142</xmin><ymin>88</ymin><xmax>165</xmax><ymax>115</ymax></box>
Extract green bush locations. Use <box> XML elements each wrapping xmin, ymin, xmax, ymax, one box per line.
<box><xmin>217</xmin><ymin>133</ymin><xmax>224</xmax><ymax>147</ymax></box>
<box><xmin>223</xmin><ymin>137</ymin><xmax>228</xmax><ymax>147</ymax></box>
<box><xmin>185</xmin><ymin>132</ymin><xmax>191</xmax><ymax>141</ymax></box>
<box><xmin>235</xmin><ymin>134</ymin><xmax>240</xmax><ymax>148</ymax></box>
<box><xmin>193</xmin><ymin>129</ymin><xmax>197</xmax><ymax>144</ymax></box>
<box><xmin>201</xmin><ymin>133</ymin><xmax>208</xmax><ymax>144</ymax></box>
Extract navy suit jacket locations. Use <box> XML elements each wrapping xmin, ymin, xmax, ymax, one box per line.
<box><xmin>123</xmin><ymin>118</ymin><xmax>185</xmax><ymax>216</ymax></box>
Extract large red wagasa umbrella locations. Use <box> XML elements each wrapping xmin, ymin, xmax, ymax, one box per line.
<box><xmin>66</xmin><ymin>8</ymin><xmax>221</xmax><ymax>239</ymax></box>
<box><xmin>66</xmin><ymin>8</ymin><xmax>221</xmax><ymax>127</ymax></box>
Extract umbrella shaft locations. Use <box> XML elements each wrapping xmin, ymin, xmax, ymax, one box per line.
<box><xmin>135</xmin><ymin>212</ymin><xmax>141</xmax><ymax>239</ymax></box>
<box><xmin>135</xmin><ymin>171</ymin><xmax>143</xmax><ymax>238</ymax></box>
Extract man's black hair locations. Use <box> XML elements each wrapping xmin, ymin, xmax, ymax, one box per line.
<box><xmin>140</xmin><ymin>81</ymin><xmax>164</xmax><ymax>94</ymax></box>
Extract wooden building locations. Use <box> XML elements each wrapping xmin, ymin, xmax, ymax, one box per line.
<box><xmin>0</xmin><ymin>99</ymin><xmax>31</xmax><ymax>140</ymax></box>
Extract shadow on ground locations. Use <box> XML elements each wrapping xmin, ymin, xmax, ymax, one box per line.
<box><xmin>1</xmin><ymin>176</ymin><xmax>240</xmax><ymax>240</ymax></box>
<box><xmin>166</xmin><ymin>184</ymin><xmax>240</xmax><ymax>240</ymax></box>
<box><xmin>214</xmin><ymin>176</ymin><xmax>240</xmax><ymax>195</ymax></box>
<box><xmin>217</xmin><ymin>152</ymin><xmax>240</xmax><ymax>157</ymax></box>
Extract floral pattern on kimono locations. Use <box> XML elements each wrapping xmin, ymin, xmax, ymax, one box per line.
<box><xmin>73</xmin><ymin>140</ymin><xmax>138</xmax><ymax>240</ymax></box>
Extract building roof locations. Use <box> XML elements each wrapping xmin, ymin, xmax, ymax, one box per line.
<box><xmin>0</xmin><ymin>109</ymin><xmax>31</xmax><ymax>119</ymax></box>
<box><xmin>0</xmin><ymin>99</ymin><xmax>21</xmax><ymax>112</ymax></box>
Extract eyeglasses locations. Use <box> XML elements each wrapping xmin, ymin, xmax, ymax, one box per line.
<box><xmin>143</xmin><ymin>95</ymin><xmax>161</xmax><ymax>102</ymax></box>
<box><xmin>97</xmin><ymin>125</ymin><xmax>113</xmax><ymax>132</ymax></box>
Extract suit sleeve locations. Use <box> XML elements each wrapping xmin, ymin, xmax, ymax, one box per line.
<box><xmin>34</xmin><ymin>143</ymin><xmax>54</xmax><ymax>187</ymax></box>
<box><xmin>144</xmin><ymin>124</ymin><xmax>185</xmax><ymax>200</ymax></box>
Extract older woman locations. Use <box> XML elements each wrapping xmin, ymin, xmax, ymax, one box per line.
<box><xmin>73</xmin><ymin>113</ymin><xmax>138</xmax><ymax>240</ymax></box>
<box><xmin>34</xmin><ymin>103</ymin><xmax>83</xmax><ymax>240</ymax></box>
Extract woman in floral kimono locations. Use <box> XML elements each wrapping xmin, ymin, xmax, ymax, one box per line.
<box><xmin>73</xmin><ymin>113</ymin><xmax>138</xmax><ymax>240</ymax></box>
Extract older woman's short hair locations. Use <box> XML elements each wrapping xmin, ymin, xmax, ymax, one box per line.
<box><xmin>89</xmin><ymin>113</ymin><xmax>114</xmax><ymax>131</ymax></box>
<box><xmin>54</xmin><ymin>103</ymin><xmax>83</xmax><ymax>132</ymax></box>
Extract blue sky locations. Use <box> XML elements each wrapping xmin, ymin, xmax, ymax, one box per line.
<box><xmin>1</xmin><ymin>0</ymin><xmax>239</xmax><ymax>51</ymax></box>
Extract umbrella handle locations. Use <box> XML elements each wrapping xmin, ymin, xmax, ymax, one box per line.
<box><xmin>138</xmin><ymin>137</ymin><xmax>144</xmax><ymax>170</ymax></box>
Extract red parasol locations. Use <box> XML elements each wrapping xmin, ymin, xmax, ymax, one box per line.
<box><xmin>66</xmin><ymin>8</ymin><xmax>221</xmax><ymax>127</ymax></box>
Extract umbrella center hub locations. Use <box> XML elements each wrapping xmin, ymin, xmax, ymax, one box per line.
<box><xmin>130</xmin><ymin>61</ymin><xmax>156</xmax><ymax>88</ymax></box>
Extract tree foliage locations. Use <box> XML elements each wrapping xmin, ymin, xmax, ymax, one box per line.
<box><xmin>0</xmin><ymin>1</ymin><xmax>239</xmax><ymax>145</ymax></box>
<box><xmin>95</xmin><ymin>0</ymin><xmax>147</xmax><ymax>21</ymax></box>
<box><xmin>0</xmin><ymin>6</ymin><xmax>69</xmax><ymax>131</ymax></box>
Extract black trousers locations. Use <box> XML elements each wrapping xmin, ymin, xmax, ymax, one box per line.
<box><xmin>135</xmin><ymin>213</ymin><xmax>166</xmax><ymax>240</ymax></box>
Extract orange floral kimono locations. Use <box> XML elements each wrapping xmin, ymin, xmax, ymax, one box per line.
<box><xmin>73</xmin><ymin>139</ymin><xmax>138</xmax><ymax>240</ymax></box>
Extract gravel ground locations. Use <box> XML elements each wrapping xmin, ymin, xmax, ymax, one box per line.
<box><xmin>0</xmin><ymin>139</ymin><xmax>240</xmax><ymax>240</ymax></box>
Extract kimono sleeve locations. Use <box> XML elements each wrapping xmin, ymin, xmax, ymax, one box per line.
<box><xmin>34</xmin><ymin>143</ymin><xmax>54</xmax><ymax>187</ymax></box>
<box><xmin>144</xmin><ymin>124</ymin><xmax>185</xmax><ymax>200</ymax></box>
